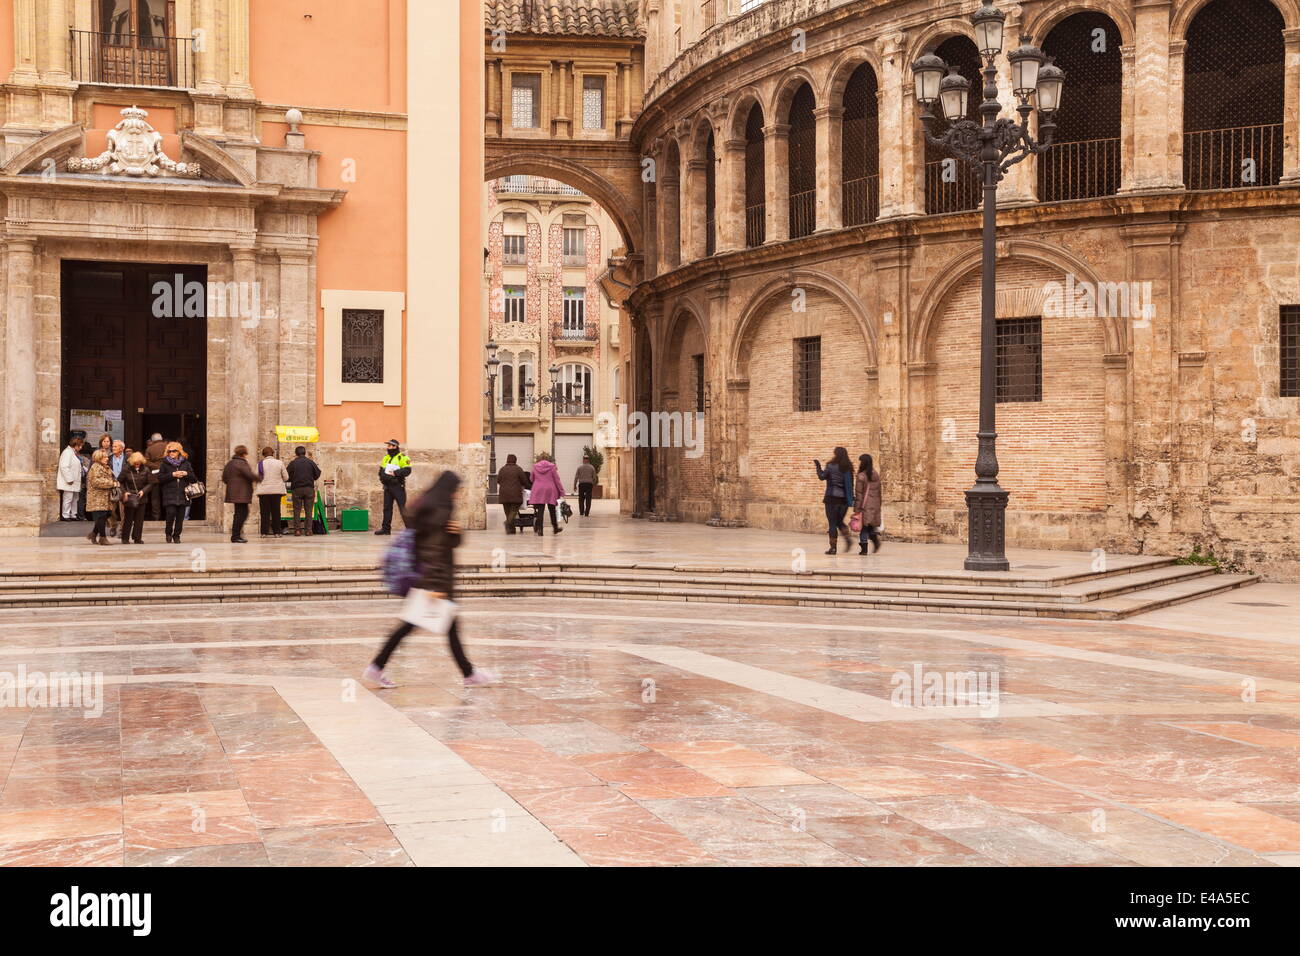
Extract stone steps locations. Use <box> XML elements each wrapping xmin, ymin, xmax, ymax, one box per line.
<box><xmin>0</xmin><ymin>557</ymin><xmax>1259</xmax><ymax>619</ymax></box>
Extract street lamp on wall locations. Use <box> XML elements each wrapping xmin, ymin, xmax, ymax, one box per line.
<box><xmin>911</xmin><ymin>10</ymin><xmax>1065</xmax><ymax>572</ymax></box>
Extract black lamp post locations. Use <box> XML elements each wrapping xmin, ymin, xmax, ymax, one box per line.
<box><xmin>485</xmin><ymin>341</ymin><xmax>499</xmax><ymax>498</ymax></box>
<box><xmin>533</xmin><ymin>362</ymin><xmax>562</xmax><ymax>458</ymax></box>
<box><xmin>912</xmin><ymin>4</ymin><xmax>1065</xmax><ymax>572</ymax></box>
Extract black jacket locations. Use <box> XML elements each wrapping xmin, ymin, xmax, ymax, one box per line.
<box><xmin>119</xmin><ymin>465</ymin><xmax>155</xmax><ymax>502</ymax></box>
<box><xmin>286</xmin><ymin>456</ymin><xmax>321</xmax><ymax>490</ymax></box>
<box><xmin>415</xmin><ymin>501</ymin><xmax>459</xmax><ymax>597</ymax></box>
<box><xmin>156</xmin><ymin>459</ymin><xmax>197</xmax><ymax>508</ymax></box>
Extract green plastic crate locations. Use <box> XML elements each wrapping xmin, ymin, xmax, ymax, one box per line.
<box><xmin>341</xmin><ymin>508</ymin><xmax>369</xmax><ymax>532</ymax></box>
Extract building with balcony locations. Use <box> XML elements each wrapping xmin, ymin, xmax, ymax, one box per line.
<box><xmin>484</xmin><ymin>174</ymin><xmax>623</xmax><ymax>495</ymax></box>
<box><xmin>0</xmin><ymin>0</ymin><xmax>487</xmax><ymax>532</ymax></box>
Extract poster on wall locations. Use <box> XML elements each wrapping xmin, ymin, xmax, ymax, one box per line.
<box><xmin>69</xmin><ymin>409</ymin><xmax>124</xmax><ymax>443</ymax></box>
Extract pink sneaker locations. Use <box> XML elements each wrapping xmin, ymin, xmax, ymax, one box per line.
<box><xmin>463</xmin><ymin>669</ymin><xmax>498</xmax><ymax>687</ymax></box>
<box><xmin>363</xmin><ymin>664</ymin><xmax>397</xmax><ymax>689</ymax></box>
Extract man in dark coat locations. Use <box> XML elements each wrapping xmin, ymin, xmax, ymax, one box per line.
<box><xmin>496</xmin><ymin>454</ymin><xmax>527</xmax><ymax>534</ymax></box>
<box><xmin>286</xmin><ymin>445</ymin><xmax>321</xmax><ymax>536</ymax></box>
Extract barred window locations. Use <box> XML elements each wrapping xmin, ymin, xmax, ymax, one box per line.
<box><xmin>563</xmin><ymin>288</ymin><xmax>585</xmax><ymax>330</ymax></box>
<box><xmin>996</xmin><ymin>317</ymin><xmax>1042</xmax><ymax>403</ymax></box>
<box><xmin>503</xmin><ymin>286</ymin><xmax>525</xmax><ymax>322</ymax></box>
<box><xmin>744</xmin><ymin>104</ymin><xmax>766</xmax><ymax>247</ymax></box>
<box><xmin>787</xmin><ymin>83</ymin><xmax>816</xmax><ymax>239</ymax></box>
<box><xmin>794</xmin><ymin>336</ymin><xmax>821</xmax><ymax>412</ymax></box>
<box><xmin>1040</xmin><ymin>13</ymin><xmax>1122</xmax><ymax>201</ymax></box>
<box><xmin>704</xmin><ymin>130</ymin><xmax>717</xmax><ymax>256</ymax></box>
<box><xmin>925</xmin><ymin>36</ymin><xmax>983</xmax><ymax>214</ymax></box>
<box><xmin>341</xmin><ymin>308</ymin><xmax>384</xmax><ymax>383</ymax></box>
<box><xmin>841</xmin><ymin>62</ymin><xmax>880</xmax><ymax>226</ymax></box>
<box><xmin>693</xmin><ymin>353</ymin><xmax>705</xmax><ymax>411</ymax></box>
<box><xmin>582</xmin><ymin>76</ymin><xmax>605</xmax><ymax>130</ymax></box>
<box><xmin>503</xmin><ymin>234</ymin><xmax>526</xmax><ymax>264</ymax></box>
<box><xmin>511</xmin><ymin>73</ymin><xmax>541</xmax><ymax>129</ymax></box>
<box><xmin>1282</xmin><ymin>306</ymin><xmax>1299</xmax><ymax>397</ymax></box>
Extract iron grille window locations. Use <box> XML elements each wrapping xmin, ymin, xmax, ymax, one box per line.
<box><xmin>841</xmin><ymin>62</ymin><xmax>880</xmax><ymax>226</ymax></box>
<box><xmin>503</xmin><ymin>234</ymin><xmax>526</xmax><ymax>264</ymax></box>
<box><xmin>1282</xmin><ymin>306</ymin><xmax>1300</xmax><ymax>397</ymax></box>
<box><xmin>511</xmin><ymin>73</ymin><xmax>541</xmax><ymax>129</ymax></box>
<box><xmin>788</xmin><ymin>84</ymin><xmax>817</xmax><ymax>239</ymax></box>
<box><xmin>996</xmin><ymin>317</ymin><xmax>1042</xmax><ymax>403</ymax></box>
<box><xmin>563</xmin><ymin>227</ymin><xmax>586</xmax><ymax>266</ymax></box>
<box><xmin>744</xmin><ymin>104</ymin><xmax>766</xmax><ymax>247</ymax></box>
<box><xmin>925</xmin><ymin>36</ymin><xmax>983</xmax><ymax>215</ymax></box>
<box><xmin>582</xmin><ymin>75</ymin><xmax>605</xmax><ymax>130</ymax></box>
<box><xmin>563</xmin><ymin>288</ymin><xmax>585</xmax><ymax>330</ymax></box>
<box><xmin>503</xmin><ymin>286</ymin><xmax>525</xmax><ymax>322</ymax></box>
<box><xmin>1184</xmin><ymin>0</ymin><xmax>1284</xmax><ymax>190</ymax></box>
<box><xmin>704</xmin><ymin>131</ymin><xmax>717</xmax><ymax>256</ymax></box>
<box><xmin>693</xmin><ymin>353</ymin><xmax>705</xmax><ymax>411</ymax></box>
<box><xmin>1040</xmin><ymin>13</ymin><xmax>1122</xmax><ymax>201</ymax></box>
<box><xmin>341</xmin><ymin>308</ymin><xmax>384</xmax><ymax>383</ymax></box>
<box><xmin>794</xmin><ymin>336</ymin><xmax>821</xmax><ymax>412</ymax></box>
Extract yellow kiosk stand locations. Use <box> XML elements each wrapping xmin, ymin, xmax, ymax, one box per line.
<box><xmin>274</xmin><ymin>426</ymin><xmax>327</xmax><ymax>535</ymax></box>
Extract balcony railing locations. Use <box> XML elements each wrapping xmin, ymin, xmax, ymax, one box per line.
<box><xmin>924</xmin><ymin>160</ymin><xmax>981</xmax><ymax>215</ymax></box>
<box><xmin>70</xmin><ymin>30</ymin><xmax>195</xmax><ymax>88</ymax></box>
<box><xmin>1039</xmin><ymin>137</ymin><xmax>1121</xmax><ymax>202</ymax></box>
<box><xmin>842</xmin><ymin>174</ymin><xmax>880</xmax><ymax>226</ymax></box>
<box><xmin>789</xmin><ymin>190</ymin><xmax>816</xmax><ymax>238</ymax></box>
<box><xmin>494</xmin><ymin>176</ymin><xmax>585</xmax><ymax>197</ymax></box>
<box><xmin>1184</xmin><ymin>123</ymin><xmax>1283</xmax><ymax>191</ymax></box>
<box><xmin>553</xmin><ymin>323</ymin><xmax>598</xmax><ymax>343</ymax></box>
<box><xmin>745</xmin><ymin>202</ymin><xmax>765</xmax><ymax>247</ymax></box>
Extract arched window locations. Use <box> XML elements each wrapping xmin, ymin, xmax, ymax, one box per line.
<box><xmin>744</xmin><ymin>103</ymin><xmax>766</xmax><ymax>247</ymax></box>
<box><xmin>1040</xmin><ymin>13</ymin><xmax>1122</xmax><ymax>201</ymax></box>
<box><xmin>1184</xmin><ymin>0</ymin><xmax>1284</xmax><ymax>190</ymax></box>
<box><xmin>497</xmin><ymin>349</ymin><xmax>515</xmax><ymax>410</ymax></box>
<box><xmin>557</xmin><ymin>363</ymin><xmax>593</xmax><ymax>416</ymax></box>
<box><xmin>518</xmin><ymin>350</ymin><xmax>535</xmax><ymax>408</ymax></box>
<box><xmin>704</xmin><ymin>130</ymin><xmax>717</xmax><ymax>256</ymax></box>
<box><xmin>924</xmin><ymin>36</ymin><xmax>983</xmax><ymax>214</ymax></box>
<box><xmin>841</xmin><ymin>63</ymin><xmax>880</xmax><ymax>225</ymax></box>
<box><xmin>787</xmin><ymin>84</ymin><xmax>817</xmax><ymax>238</ymax></box>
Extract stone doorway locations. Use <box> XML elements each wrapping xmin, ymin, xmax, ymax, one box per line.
<box><xmin>60</xmin><ymin>260</ymin><xmax>209</xmax><ymax>520</ymax></box>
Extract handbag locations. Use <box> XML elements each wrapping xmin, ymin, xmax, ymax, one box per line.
<box><xmin>848</xmin><ymin>513</ymin><xmax>862</xmax><ymax>533</ymax></box>
<box><xmin>399</xmin><ymin>589</ymin><xmax>457</xmax><ymax>635</ymax></box>
<box><xmin>184</xmin><ymin>481</ymin><xmax>206</xmax><ymax>500</ymax></box>
<box><xmin>559</xmin><ymin>500</ymin><xmax>573</xmax><ymax>522</ymax></box>
<box><xmin>109</xmin><ymin>485</ymin><xmax>122</xmax><ymax>503</ymax></box>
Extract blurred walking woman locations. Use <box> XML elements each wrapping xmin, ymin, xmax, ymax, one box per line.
<box><xmin>118</xmin><ymin>452</ymin><xmax>155</xmax><ymax>544</ymax></box>
<box><xmin>84</xmin><ymin>449</ymin><xmax>119</xmax><ymax>545</ymax></box>
<box><xmin>814</xmin><ymin>446</ymin><xmax>855</xmax><ymax>555</ymax></box>
<box><xmin>156</xmin><ymin>441</ymin><xmax>196</xmax><ymax>543</ymax></box>
<box><xmin>853</xmin><ymin>453</ymin><xmax>883</xmax><ymax>554</ymax></box>
<box><xmin>363</xmin><ymin>471</ymin><xmax>497</xmax><ymax>689</ymax></box>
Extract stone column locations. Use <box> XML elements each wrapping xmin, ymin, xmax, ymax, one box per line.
<box><xmin>702</xmin><ymin>279</ymin><xmax>734</xmax><ymax>524</ymax></box>
<box><xmin>1124</xmin><ymin>0</ymin><xmax>1180</xmax><ymax>191</ymax></box>
<box><xmin>644</xmin><ymin>0</ymin><xmax>662</xmax><ymax>80</ymax></box>
<box><xmin>814</xmin><ymin>105</ymin><xmax>843</xmax><ymax>231</ymax></box>
<box><xmin>717</xmin><ymin>137</ymin><xmax>746</xmax><ymax>252</ymax></box>
<box><xmin>996</xmin><ymin>18</ymin><xmax>1035</xmax><ymax>205</ymax></box>
<box><xmin>4</xmin><ymin>239</ymin><xmax>37</xmax><ymax>475</ymax></box>
<box><xmin>9</xmin><ymin>0</ymin><xmax>38</xmax><ymax>82</ymax></box>
<box><xmin>277</xmin><ymin>251</ymin><xmax>314</xmax><ymax>429</ymax></box>
<box><xmin>485</xmin><ymin>59</ymin><xmax>502</xmax><ymax>137</ymax></box>
<box><xmin>1119</xmin><ymin>44</ymin><xmax>1136</xmax><ymax>191</ymax></box>
<box><xmin>227</xmin><ymin>248</ymin><xmax>261</xmax><ymax>455</ymax></box>
<box><xmin>684</xmin><ymin>158</ymin><xmax>707</xmax><ymax>261</ymax></box>
<box><xmin>875</xmin><ymin>32</ymin><xmax>917</xmax><ymax>219</ymax></box>
<box><xmin>44</xmin><ymin>0</ymin><xmax>71</xmax><ymax>81</ymax></box>
<box><xmin>659</xmin><ymin>158</ymin><xmax>681</xmax><ymax>272</ymax></box>
<box><xmin>196</xmin><ymin>0</ymin><xmax>221</xmax><ymax>92</ymax></box>
<box><xmin>1282</xmin><ymin>29</ymin><xmax>1300</xmax><ymax>183</ymax></box>
<box><xmin>763</xmin><ymin>122</ymin><xmax>790</xmax><ymax>243</ymax></box>
<box><xmin>1102</xmin><ymin>353</ymin><xmax>1133</xmax><ymax>545</ymax></box>
<box><xmin>226</xmin><ymin>0</ymin><xmax>254</xmax><ymax>98</ymax></box>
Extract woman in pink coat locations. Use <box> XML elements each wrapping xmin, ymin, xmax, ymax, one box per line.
<box><xmin>528</xmin><ymin>454</ymin><xmax>566</xmax><ymax>536</ymax></box>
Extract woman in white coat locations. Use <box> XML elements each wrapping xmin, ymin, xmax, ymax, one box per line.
<box><xmin>57</xmin><ymin>437</ymin><xmax>85</xmax><ymax>520</ymax></box>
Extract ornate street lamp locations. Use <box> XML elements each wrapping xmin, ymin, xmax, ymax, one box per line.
<box><xmin>912</xmin><ymin>14</ymin><xmax>1064</xmax><ymax>572</ymax></box>
<box><xmin>484</xmin><ymin>341</ymin><xmax>500</xmax><ymax>498</ymax></box>
<box><xmin>531</xmin><ymin>362</ymin><xmax>564</xmax><ymax>459</ymax></box>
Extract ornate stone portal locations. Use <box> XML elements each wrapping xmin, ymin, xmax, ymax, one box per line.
<box><xmin>66</xmin><ymin>107</ymin><xmax>202</xmax><ymax>179</ymax></box>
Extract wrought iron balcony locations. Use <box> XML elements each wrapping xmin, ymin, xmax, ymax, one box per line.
<box><xmin>1184</xmin><ymin>124</ymin><xmax>1283</xmax><ymax>191</ymax></box>
<box><xmin>70</xmin><ymin>30</ymin><xmax>196</xmax><ymax>89</ymax></box>
<box><xmin>553</xmin><ymin>322</ymin><xmax>598</xmax><ymax>344</ymax></box>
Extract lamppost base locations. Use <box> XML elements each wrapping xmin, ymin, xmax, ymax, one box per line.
<box><xmin>964</xmin><ymin>484</ymin><xmax>1010</xmax><ymax>572</ymax></box>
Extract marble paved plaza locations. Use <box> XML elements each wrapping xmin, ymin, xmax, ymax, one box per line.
<box><xmin>1</xmin><ymin>544</ymin><xmax>1299</xmax><ymax>865</ymax></box>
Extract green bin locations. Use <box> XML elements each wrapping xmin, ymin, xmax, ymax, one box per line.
<box><xmin>341</xmin><ymin>508</ymin><xmax>369</xmax><ymax>532</ymax></box>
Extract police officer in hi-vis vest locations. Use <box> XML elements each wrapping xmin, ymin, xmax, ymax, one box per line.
<box><xmin>375</xmin><ymin>439</ymin><xmax>413</xmax><ymax>535</ymax></box>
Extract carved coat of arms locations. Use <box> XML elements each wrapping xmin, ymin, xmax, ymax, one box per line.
<box><xmin>67</xmin><ymin>106</ymin><xmax>201</xmax><ymax>178</ymax></box>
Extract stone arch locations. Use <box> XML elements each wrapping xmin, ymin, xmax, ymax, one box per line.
<box><xmin>769</xmin><ymin>68</ymin><xmax>818</xmax><ymax>124</ymax></box>
<box><xmin>1022</xmin><ymin>1</ymin><xmax>1137</xmax><ymax>47</ymax></box>
<box><xmin>485</xmin><ymin>155</ymin><xmax>642</xmax><ymax>255</ymax></box>
<box><xmin>911</xmin><ymin>239</ymin><xmax>1127</xmax><ymax>363</ymax></box>
<box><xmin>660</xmin><ymin>299</ymin><xmax>712</xmax><ymax>519</ymax></box>
<box><xmin>725</xmin><ymin>87</ymin><xmax>765</xmax><ymax>140</ymax></box>
<box><xmin>906</xmin><ymin>17</ymin><xmax>978</xmax><ymax>65</ymax></box>
<box><xmin>825</xmin><ymin>46</ymin><xmax>883</xmax><ymax>106</ymax></box>
<box><xmin>730</xmin><ymin>270</ymin><xmax>877</xmax><ymax>379</ymax></box>
<box><xmin>1172</xmin><ymin>0</ymin><xmax>1299</xmax><ymax>38</ymax></box>
<box><xmin>0</xmin><ymin>125</ymin><xmax>83</xmax><ymax>175</ymax></box>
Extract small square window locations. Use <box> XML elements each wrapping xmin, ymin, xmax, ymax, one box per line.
<box><xmin>794</xmin><ymin>336</ymin><xmax>821</xmax><ymax>412</ymax></box>
<box><xmin>996</xmin><ymin>317</ymin><xmax>1042</xmax><ymax>403</ymax></box>
<box><xmin>503</xmin><ymin>286</ymin><xmax>525</xmax><ymax>323</ymax></box>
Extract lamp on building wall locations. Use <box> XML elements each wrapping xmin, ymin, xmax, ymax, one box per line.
<box><xmin>485</xmin><ymin>341</ymin><xmax>500</xmax><ymax>498</ymax></box>
<box><xmin>911</xmin><ymin>12</ymin><xmax>1065</xmax><ymax>572</ymax></box>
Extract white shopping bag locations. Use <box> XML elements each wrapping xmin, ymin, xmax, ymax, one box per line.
<box><xmin>399</xmin><ymin>589</ymin><xmax>457</xmax><ymax>635</ymax></box>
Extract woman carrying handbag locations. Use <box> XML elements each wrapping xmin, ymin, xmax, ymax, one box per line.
<box><xmin>118</xmin><ymin>452</ymin><xmax>156</xmax><ymax>544</ymax></box>
<box><xmin>852</xmin><ymin>453</ymin><xmax>883</xmax><ymax>555</ymax></box>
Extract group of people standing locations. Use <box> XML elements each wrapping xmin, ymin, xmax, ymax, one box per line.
<box><xmin>220</xmin><ymin>445</ymin><xmax>322</xmax><ymax>542</ymax></box>
<box><xmin>814</xmin><ymin>447</ymin><xmax>883</xmax><ymax>555</ymax></box>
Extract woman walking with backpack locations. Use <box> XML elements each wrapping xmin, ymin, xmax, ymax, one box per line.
<box><xmin>852</xmin><ymin>453</ymin><xmax>883</xmax><ymax>554</ymax></box>
<box><xmin>814</xmin><ymin>446</ymin><xmax>855</xmax><ymax>555</ymax></box>
<box><xmin>363</xmin><ymin>471</ymin><xmax>497</xmax><ymax>689</ymax></box>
